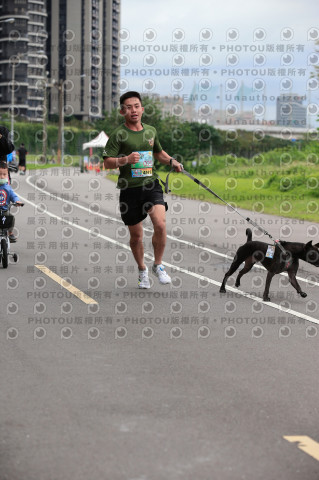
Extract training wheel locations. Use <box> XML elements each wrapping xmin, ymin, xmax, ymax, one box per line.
<box><xmin>12</xmin><ymin>253</ymin><xmax>18</xmax><ymax>262</ymax></box>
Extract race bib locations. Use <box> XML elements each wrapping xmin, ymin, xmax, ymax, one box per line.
<box><xmin>131</xmin><ymin>151</ymin><xmax>153</xmax><ymax>177</ymax></box>
<box><xmin>266</xmin><ymin>245</ymin><xmax>275</xmax><ymax>258</ymax></box>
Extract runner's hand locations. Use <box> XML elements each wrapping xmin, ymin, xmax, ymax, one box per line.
<box><xmin>171</xmin><ymin>159</ymin><xmax>183</xmax><ymax>173</ymax></box>
<box><xmin>127</xmin><ymin>152</ymin><xmax>140</xmax><ymax>164</ymax></box>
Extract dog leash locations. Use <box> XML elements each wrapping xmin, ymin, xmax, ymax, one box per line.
<box><xmin>164</xmin><ymin>167</ymin><xmax>288</xmax><ymax>258</ymax></box>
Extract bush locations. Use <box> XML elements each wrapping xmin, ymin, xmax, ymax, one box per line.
<box><xmin>1</xmin><ymin>121</ymin><xmax>95</xmax><ymax>156</ymax></box>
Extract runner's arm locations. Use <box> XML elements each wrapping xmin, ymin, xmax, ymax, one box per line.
<box><xmin>103</xmin><ymin>152</ymin><xmax>140</xmax><ymax>169</ymax></box>
<box><xmin>154</xmin><ymin>150</ymin><xmax>183</xmax><ymax>172</ymax></box>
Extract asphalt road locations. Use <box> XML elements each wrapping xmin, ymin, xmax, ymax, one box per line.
<box><xmin>1</xmin><ymin>167</ymin><xmax>319</xmax><ymax>480</ymax></box>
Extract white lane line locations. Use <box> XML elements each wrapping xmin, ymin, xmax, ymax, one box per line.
<box><xmin>26</xmin><ymin>175</ymin><xmax>231</xmax><ymax>256</ymax></box>
<box><xmin>25</xmin><ymin>174</ymin><xmax>319</xmax><ymax>288</ymax></box>
<box><xmin>18</xmin><ymin>193</ymin><xmax>319</xmax><ymax>326</ymax></box>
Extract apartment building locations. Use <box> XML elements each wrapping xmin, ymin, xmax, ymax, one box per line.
<box><xmin>0</xmin><ymin>0</ymin><xmax>120</xmax><ymax>122</ymax></box>
<box><xmin>0</xmin><ymin>0</ymin><xmax>47</xmax><ymax>120</ymax></box>
<box><xmin>48</xmin><ymin>0</ymin><xmax>120</xmax><ymax>120</ymax></box>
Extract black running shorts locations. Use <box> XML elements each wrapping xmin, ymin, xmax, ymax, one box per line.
<box><xmin>119</xmin><ymin>179</ymin><xmax>168</xmax><ymax>226</ymax></box>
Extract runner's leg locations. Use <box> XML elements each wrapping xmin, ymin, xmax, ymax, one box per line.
<box><xmin>148</xmin><ymin>204</ymin><xmax>166</xmax><ymax>265</ymax></box>
<box><xmin>128</xmin><ymin>221</ymin><xmax>146</xmax><ymax>270</ymax></box>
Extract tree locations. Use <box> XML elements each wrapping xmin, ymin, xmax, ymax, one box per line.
<box><xmin>93</xmin><ymin>96</ymin><xmax>296</xmax><ymax>160</ymax></box>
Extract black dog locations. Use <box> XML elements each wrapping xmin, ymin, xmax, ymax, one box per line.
<box><xmin>220</xmin><ymin>228</ymin><xmax>319</xmax><ymax>301</ymax></box>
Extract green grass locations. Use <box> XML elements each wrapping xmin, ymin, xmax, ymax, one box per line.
<box><xmin>24</xmin><ymin>146</ymin><xmax>319</xmax><ymax>223</ymax></box>
<box><xmin>106</xmin><ymin>163</ymin><xmax>319</xmax><ymax>223</ymax></box>
<box><xmin>26</xmin><ymin>155</ymin><xmax>81</xmax><ymax>170</ymax></box>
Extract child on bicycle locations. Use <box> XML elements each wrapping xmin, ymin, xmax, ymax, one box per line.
<box><xmin>0</xmin><ymin>161</ymin><xmax>23</xmax><ymax>242</ymax></box>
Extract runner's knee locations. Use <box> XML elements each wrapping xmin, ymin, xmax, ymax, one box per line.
<box><xmin>129</xmin><ymin>229</ymin><xmax>143</xmax><ymax>245</ymax></box>
<box><xmin>153</xmin><ymin>220</ymin><xmax>166</xmax><ymax>236</ymax></box>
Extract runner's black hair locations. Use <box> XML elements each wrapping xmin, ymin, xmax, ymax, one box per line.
<box><xmin>120</xmin><ymin>91</ymin><xmax>142</xmax><ymax>107</ymax></box>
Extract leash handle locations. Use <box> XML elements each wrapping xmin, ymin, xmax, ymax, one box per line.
<box><xmin>160</xmin><ymin>167</ymin><xmax>175</xmax><ymax>194</ymax></box>
<box><xmin>161</xmin><ymin>159</ymin><xmax>183</xmax><ymax>193</ymax></box>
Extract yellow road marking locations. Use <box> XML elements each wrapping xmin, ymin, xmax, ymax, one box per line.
<box><xmin>283</xmin><ymin>436</ymin><xmax>319</xmax><ymax>462</ymax></box>
<box><xmin>35</xmin><ymin>265</ymin><xmax>98</xmax><ymax>305</ymax></box>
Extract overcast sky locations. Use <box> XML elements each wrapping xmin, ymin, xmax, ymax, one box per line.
<box><xmin>120</xmin><ymin>0</ymin><xmax>319</xmax><ymax>125</ymax></box>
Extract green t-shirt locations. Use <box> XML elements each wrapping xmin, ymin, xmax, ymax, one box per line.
<box><xmin>102</xmin><ymin>123</ymin><xmax>163</xmax><ymax>189</ymax></box>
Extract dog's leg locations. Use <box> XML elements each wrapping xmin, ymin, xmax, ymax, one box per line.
<box><xmin>220</xmin><ymin>258</ymin><xmax>243</xmax><ymax>293</ymax></box>
<box><xmin>287</xmin><ymin>269</ymin><xmax>307</xmax><ymax>298</ymax></box>
<box><xmin>263</xmin><ymin>271</ymin><xmax>275</xmax><ymax>301</ymax></box>
<box><xmin>235</xmin><ymin>257</ymin><xmax>255</xmax><ymax>288</ymax></box>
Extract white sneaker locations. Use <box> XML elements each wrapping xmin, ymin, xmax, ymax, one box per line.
<box><xmin>138</xmin><ymin>267</ymin><xmax>150</xmax><ymax>289</ymax></box>
<box><xmin>152</xmin><ymin>264</ymin><xmax>171</xmax><ymax>284</ymax></box>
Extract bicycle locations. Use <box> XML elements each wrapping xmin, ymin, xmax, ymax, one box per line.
<box><xmin>0</xmin><ymin>202</ymin><xmax>24</xmax><ymax>268</ymax></box>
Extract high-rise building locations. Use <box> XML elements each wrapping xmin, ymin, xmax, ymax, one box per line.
<box><xmin>47</xmin><ymin>0</ymin><xmax>120</xmax><ymax>121</ymax></box>
<box><xmin>153</xmin><ymin>94</ymin><xmax>197</xmax><ymax>122</ymax></box>
<box><xmin>0</xmin><ymin>0</ymin><xmax>48</xmax><ymax>121</ymax></box>
<box><xmin>276</xmin><ymin>93</ymin><xmax>307</xmax><ymax>128</ymax></box>
<box><xmin>0</xmin><ymin>0</ymin><xmax>120</xmax><ymax>124</ymax></box>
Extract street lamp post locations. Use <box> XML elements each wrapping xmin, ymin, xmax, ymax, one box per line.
<box><xmin>10</xmin><ymin>60</ymin><xmax>16</xmax><ymax>141</ymax></box>
<box><xmin>34</xmin><ymin>47</ymin><xmax>64</xmax><ymax>165</ymax></box>
<box><xmin>42</xmin><ymin>71</ymin><xmax>49</xmax><ymax>163</ymax></box>
<box><xmin>36</xmin><ymin>52</ymin><xmax>49</xmax><ymax>164</ymax></box>
<box><xmin>40</xmin><ymin>77</ymin><xmax>64</xmax><ymax>165</ymax></box>
<box><xmin>56</xmin><ymin>79</ymin><xmax>64</xmax><ymax>165</ymax></box>
<box><xmin>35</xmin><ymin>51</ymin><xmax>65</xmax><ymax>165</ymax></box>
<box><xmin>10</xmin><ymin>54</ymin><xmax>25</xmax><ymax>141</ymax></box>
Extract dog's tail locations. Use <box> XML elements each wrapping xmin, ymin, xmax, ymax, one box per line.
<box><xmin>246</xmin><ymin>228</ymin><xmax>252</xmax><ymax>242</ymax></box>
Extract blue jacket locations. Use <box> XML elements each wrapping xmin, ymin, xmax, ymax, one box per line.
<box><xmin>0</xmin><ymin>183</ymin><xmax>20</xmax><ymax>211</ymax></box>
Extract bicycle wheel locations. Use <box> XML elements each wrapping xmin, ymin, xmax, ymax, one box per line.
<box><xmin>1</xmin><ymin>238</ymin><xmax>8</xmax><ymax>268</ymax></box>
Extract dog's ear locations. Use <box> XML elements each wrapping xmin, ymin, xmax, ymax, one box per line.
<box><xmin>314</xmin><ymin>243</ymin><xmax>319</xmax><ymax>248</ymax></box>
<box><xmin>305</xmin><ymin>241</ymin><xmax>313</xmax><ymax>248</ymax></box>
